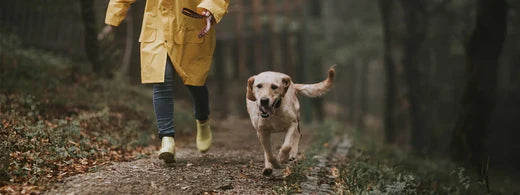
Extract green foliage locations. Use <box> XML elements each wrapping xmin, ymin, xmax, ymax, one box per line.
<box><xmin>0</xmin><ymin>31</ymin><xmax>82</xmax><ymax>96</ymax></box>
<box><xmin>1</xmin><ymin>92</ymin><xmax>156</xmax><ymax>188</ymax></box>
<box><xmin>450</xmin><ymin>167</ymin><xmax>471</xmax><ymax>193</ymax></box>
<box><xmin>338</xmin><ymin>130</ymin><xmax>497</xmax><ymax>194</ymax></box>
<box><xmin>272</xmin><ymin>119</ymin><xmax>519</xmax><ymax>194</ymax></box>
<box><xmin>0</xmin><ymin>31</ymin><xmax>189</xmax><ymax>192</ymax></box>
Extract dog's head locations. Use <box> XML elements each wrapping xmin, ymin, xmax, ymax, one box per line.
<box><xmin>247</xmin><ymin>72</ymin><xmax>291</xmax><ymax>118</ymax></box>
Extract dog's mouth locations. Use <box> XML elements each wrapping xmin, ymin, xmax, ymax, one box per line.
<box><xmin>259</xmin><ymin>97</ymin><xmax>283</xmax><ymax>118</ymax></box>
<box><xmin>259</xmin><ymin>105</ymin><xmax>273</xmax><ymax>118</ymax></box>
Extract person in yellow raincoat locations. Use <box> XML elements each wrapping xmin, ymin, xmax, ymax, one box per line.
<box><xmin>104</xmin><ymin>0</ymin><xmax>229</xmax><ymax>163</ymax></box>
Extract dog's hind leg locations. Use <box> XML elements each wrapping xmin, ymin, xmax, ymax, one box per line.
<box><xmin>257</xmin><ymin>132</ymin><xmax>281</xmax><ymax>176</ymax></box>
<box><xmin>279</xmin><ymin>122</ymin><xmax>300</xmax><ymax>163</ymax></box>
<box><xmin>289</xmin><ymin>123</ymin><xmax>301</xmax><ymax>161</ymax></box>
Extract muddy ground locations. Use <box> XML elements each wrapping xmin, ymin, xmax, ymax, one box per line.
<box><xmin>47</xmin><ymin>117</ymin><xmax>316</xmax><ymax>194</ymax></box>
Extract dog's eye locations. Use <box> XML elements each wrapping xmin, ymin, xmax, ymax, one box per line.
<box><xmin>256</xmin><ymin>84</ymin><xmax>263</xmax><ymax>88</ymax></box>
<box><xmin>271</xmin><ymin>85</ymin><xmax>278</xmax><ymax>90</ymax></box>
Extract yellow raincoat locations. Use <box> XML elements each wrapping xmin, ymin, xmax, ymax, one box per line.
<box><xmin>105</xmin><ymin>0</ymin><xmax>229</xmax><ymax>85</ymax></box>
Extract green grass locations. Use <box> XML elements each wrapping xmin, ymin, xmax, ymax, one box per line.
<box><xmin>338</xmin><ymin>130</ymin><xmax>519</xmax><ymax>194</ymax></box>
<box><xmin>272</xmin><ymin>119</ymin><xmax>519</xmax><ymax>194</ymax></box>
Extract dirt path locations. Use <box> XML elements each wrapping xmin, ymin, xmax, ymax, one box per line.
<box><xmin>47</xmin><ymin>117</ymin><xmax>314</xmax><ymax>194</ymax></box>
<box><xmin>300</xmin><ymin>134</ymin><xmax>351</xmax><ymax>194</ymax></box>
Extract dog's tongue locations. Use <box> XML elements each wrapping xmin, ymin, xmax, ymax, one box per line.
<box><xmin>259</xmin><ymin>106</ymin><xmax>272</xmax><ymax>115</ymax></box>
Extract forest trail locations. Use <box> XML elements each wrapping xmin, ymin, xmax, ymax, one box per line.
<box><xmin>46</xmin><ymin>117</ymin><xmax>338</xmax><ymax>194</ymax></box>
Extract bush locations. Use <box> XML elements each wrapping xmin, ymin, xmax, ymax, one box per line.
<box><xmin>337</xmin><ymin>131</ymin><xmax>491</xmax><ymax>194</ymax></box>
<box><xmin>0</xmin><ymin>31</ymin><xmax>178</xmax><ymax>193</ymax></box>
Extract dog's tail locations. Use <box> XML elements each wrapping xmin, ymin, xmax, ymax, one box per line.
<box><xmin>294</xmin><ymin>65</ymin><xmax>336</xmax><ymax>98</ymax></box>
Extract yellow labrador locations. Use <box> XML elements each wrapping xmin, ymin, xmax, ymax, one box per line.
<box><xmin>246</xmin><ymin>65</ymin><xmax>336</xmax><ymax>176</ymax></box>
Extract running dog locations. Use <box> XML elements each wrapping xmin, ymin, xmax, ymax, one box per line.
<box><xmin>246</xmin><ymin>65</ymin><xmax>336</xmax><ymax>176</ymax></box>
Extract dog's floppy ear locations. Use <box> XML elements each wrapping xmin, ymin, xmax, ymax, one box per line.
<box><xmin>282</xmin><ymin>76</ymin><xmax>291</xmax><ymax>96</ymax></box>
<box><xmin>247</xmin><ymin>76</ymin><xmax>256</xmax><ymax>101</ymax></box>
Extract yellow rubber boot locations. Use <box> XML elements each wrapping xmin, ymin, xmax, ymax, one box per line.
<box><xmin>196</xmin><ymin>120</ymin><xmax>212</xmax><ymax>153</ymax></box>
<box><xmin>158</xmin><ymin>136</ymin><xmax>175</xmax><ymax>163</ymax></box>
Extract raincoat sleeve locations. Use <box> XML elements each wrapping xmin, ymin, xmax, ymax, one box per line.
<box><xmin>105</xmin><ymin>0</ymin><xmax>136</xmax><ymax>26</ymax></box>
<box><xmin>197</xmin><ymin>0</ymin><xmax>229</xmax><ymax>23</ymax></box>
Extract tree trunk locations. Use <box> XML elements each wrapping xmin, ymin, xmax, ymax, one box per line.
<box><xmin>268</xmin><ymin>0</ymin><xmax>278</xmax><ymax>71</ymax></box>
<box><xmin>358</xmin><ymin>62</ymin><xmax>369</xmax><ymax>130</ymax></box>
<box><xmin>451</xmin><ymin>0</ymin><xmax>507</xmax><ymax>168</ymax></box>
<box><xmin>348</xmin><ymin>63</ymin><xmax>357</xmax><ymax>123</ymax></box>
<box><xmin>378</xmin><ymin>0</ymin><xmax>427</xmax><ymax>147</ymax></box>
<box><xmin>79</xmin><ymin>0</ymin><xmax>101</xmax><ymax>74</ymax></box>
<box><xmin>234</xmin><ymin>0</ymin><xmax>246</xmax><ymax>79</ymax></box>
<box><xmin>214</xmin><ymin>39</ymin><xmax>229</xmax><ymax>118</ymax></box>
<box><xmin>401</xmin><ymin>0</ymin><xmax>428</xmax><ymax>153</ymax></box>
<box><xmin>252</xmin><ymin>0</ymin><xmax>264</xmax><ymax>71</ymax></box>
<box><xmin>379</xmin><ymin>0</ymin><xmax>398</xmax><ymax>143</ymax></box>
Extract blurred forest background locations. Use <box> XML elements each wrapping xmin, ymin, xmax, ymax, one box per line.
<box><xmin>1</xmin><ymin>0</ymin><xmax>520</xmax><ymax>193</ymax></box>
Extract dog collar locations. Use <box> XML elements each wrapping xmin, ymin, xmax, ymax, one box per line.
<box><xmin>273</xmin><ymin>97</ymin><xmax>282</xmax><ymax>109</ymax></box>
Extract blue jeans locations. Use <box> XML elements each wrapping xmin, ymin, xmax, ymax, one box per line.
<box><xmin>153</xmin><ymin>57</ymin><xmax>209</xmax><ymax>138</ymax></box>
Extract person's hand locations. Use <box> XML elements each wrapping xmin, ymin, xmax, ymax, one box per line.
<box><xmin>98</xmin><ymin>25</ymin><xmax>114</xmax><ymax>41</ymax></box>
<box><xmin>198</xmin><ymin>10</ymin><xmax>215</xmax><ymax>38</ymax></box>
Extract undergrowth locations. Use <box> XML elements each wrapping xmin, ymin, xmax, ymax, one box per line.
<box><xmin>335</xmin><ymin>129</ymin><xmax>518</xmax><ymax>194</ymax></box>
<box><xmin>0</xmin><ymin>31</ymin><xmax>193</xmax><ymax>193</ymax></box>
<box><xmin>273</xmin><ymin>119</ymin><xmax>518</xmax><ymax>194</ymax></box>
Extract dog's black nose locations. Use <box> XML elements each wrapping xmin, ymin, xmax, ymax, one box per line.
<box><xmin>260</xmin><ymin>98</ymin><xmax>269</xmax><ymax>106</ymax></box>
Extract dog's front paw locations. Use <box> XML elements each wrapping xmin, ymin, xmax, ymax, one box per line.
<box><xmin>262</xmin><ymin>168</ymin><xmax>273</xmax><ymax>176</ymax></box>
<box><xmin>267</xmin><ymin>157</ymin><xmax>282</xmax><ymax>169</ymax></box>
<box><xmin>278</xmin><ymin>146</ymin><xmax>291</xmax><ymax>163</ymax></box>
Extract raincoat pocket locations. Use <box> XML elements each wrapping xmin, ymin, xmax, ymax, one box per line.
<box><xmin>174</xmin><ymin>29</ymin><xmax>204</xmax><ymax>44</ymax></box>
